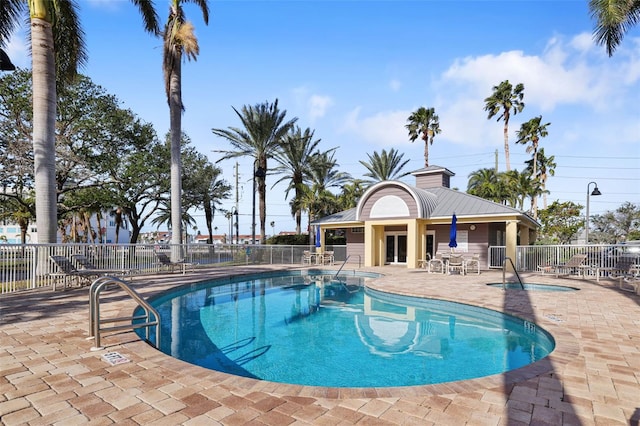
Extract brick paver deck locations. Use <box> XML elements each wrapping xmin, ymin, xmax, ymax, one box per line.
<box><xmin>1</xmin><ymin>266</ymin><xmax>639</xmax><ymax>425</ymax></box>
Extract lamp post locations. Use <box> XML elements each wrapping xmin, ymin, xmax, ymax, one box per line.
<box><xmin>252</xmin><ymin>161</ymin><xmax>266</xmax><ymax>244</ymax></box>
<box><xmin>585</xmin><ymin>181</ymin><xmax>602</xmax><ymax>244</ymax></box>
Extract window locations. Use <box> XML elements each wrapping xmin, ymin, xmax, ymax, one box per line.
<box><xmin>352</xmin><ymin>227</ymin><xmax>364</xmax><ymax>233</ymax></box>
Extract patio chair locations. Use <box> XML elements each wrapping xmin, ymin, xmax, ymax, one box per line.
<box><xmin>427</xmin><ymin>252</ymin><xmax>445</xmax><ymax>274</ymax></box>
<box><xmin>301</xmin><ymin>250</ymin><xmax>314</xmax><ymax>265</ymax></box>
<box><xmin>154</xmin><ymin>251</ymin><xmax>197</xmax><ymax>274</ymax></box>
<box><xmin>447</xmin><ymin>254</ymin><xmax>465</xmax><ymax>275</ymax></box>
<box><xmin>548</xmin><ymin>253</ymin><xmax>587</xmax><ymax>277</ymax></box>
<box><xmin>464</xmin><ymin>253</ymin><xmax>481</xmax><ymax>275</ymax></box>
<box><xmin>322</xmin><ymin>251</ymin><xmax>335</xmax><ymax>265</ymax></box>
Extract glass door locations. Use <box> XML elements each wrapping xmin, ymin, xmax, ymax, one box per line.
<box><xmin>385</xmin><ymin>233</ymin><xmax>407</xmax><ymax>264</ymax></box>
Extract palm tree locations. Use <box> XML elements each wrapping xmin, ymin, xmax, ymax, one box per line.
<box><xmin>1</xmin><ymin>1</ymin><xmax>159</xmax><ymax>243</ymax></box>
<box><xmin>163</xmin><ymin>0</ymin><xmax>209</xmax><ymax>252</ymax></box>
<box><xmin>467</xmin><ymin>168</ymin><xmax>500</xmax><ymax>202</ymax></box>
<box><xmin>202</xmin><ymin>166</ymin><xmax>231</xmax><ymax>244</ymax></box>
<box><xmin>590</xmin><ymin>0</ymin><xmax>640</xmax><ymax>56</ymax></box>
<box><xmin>405</xmin><ymin>107</ymin><xmax>441</xmax><ymax>167</ymax></box>
<box><xmin>337</xmin><ymin>179</ymin><xmax>367</xmax><ymax>210</ymax></box>
<box><xmin>484</xmin><ymin>80</ymin><xmax>525</xmax><ymax>172</ymax></box>
<box><xmin>151</xmin><ymin>199</ymin><xmax>196</xmax><ymax>239</ymax></box>
<box><xmin>271</xmin><ymin>126</ymin><xmax>326</xmax><ymax>234</ymax></box>
<box><xmin>525</xmin><ymin>147</ymin><xmax>556</xmax><ymax>209</ymax></box>
<box><xmin>212</xmin><ymin>99</ymin><xmax>297</xmax><ymax>243</ymax></box>
<box><xmin>516</xmin><ymin>116</ymin><xmax>550</xmax><ymax>217</ymax></box>
<box><xmin>359</xmin><ymin>148</ymin><xmax>411</xmax><ymax>183</ymax></box>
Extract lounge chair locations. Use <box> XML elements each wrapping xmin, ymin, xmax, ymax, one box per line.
<box><xmin>71</xmin><ymin>254</ymin><xmax>137</xmax><ymax>277</ymax></box>
<box><xmin>447</xmin><ymin>254</ymin><xmax>465</xmax><ymax>275</ymax></box>
<box><xmin>619</xmin><ymin>274</ymin><xmax>640</xmax><ymax>295</ymax></box>
<box><xmin>154</xmin><ymin>251</ymin><xmax>197</xmax><ymax>274</ymax></box>
<box><xmin>593</xmin><ymin>255</ymin><xmax>638</xmax><ymax>283</ymax></box>
<box><xmin>49</xmin><ymin>255</ymin><xmax>125</xmax><ymax>288</ymax></box>
<box><xmin>547</xmin><ymin>253</ymin><xmax>587</xmax><ymax>277</ymax></box>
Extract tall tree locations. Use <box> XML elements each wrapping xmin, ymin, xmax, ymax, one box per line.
<box><xmin>337</xmin><ymin>179</ymin><xmax>367</xmax><ymax>211</ymax></box>
<box><xmin>182</xmin><ymin>150</ymin><xmax>231</xmax><ymax>244</ymax></box>
<box><xmin>212</xmin><ymin>99</ymin><xmax>297</xmax><ymax>243</ymax></box>
<box><xmin>590</xmin><ymin>0</ymin><xmax>640</xmax><ymax>56</ymax></box>
<box><xmin>0</xmin><ymin>0</ymin><xmax>158</xmax><ymax>243</ymax></box>
<box><xmin>405</xmin><ymin>107</ymin><xmax>441</xmax><ymax>167</ymax></box>
<box><xmin>467</xmin><ymin>168</ymin><xmax>501</xmax><ymax>202</ymax></box>
<box><xmin>516</xmin><ymin>116</ymin><xmax>550</xmax><ymax>218</ymax></box>
<box><xmin>271</xmin><ymin>126</ymin><xmax>327</xmax><ymax>234</ymax></box>
<box><xmin>163</xmin><ymin>0</ymin><xmax>209</xmax><ymax>253</ymax></box>
<box><xmin>537</xmin><ymin>201</ymin><xmax>584</xmax><ymax>244</ymax></box>
<box><xmin>590</xmin><ymin>202</ymin><xmax>640</xmax><ymax>243</ymax></box>
<box><xmin>525</xmin><ymin>147</ymin><xmax>556</xmax><ymax>210</ymax></box>
<box><xmin>484</xmin><ymin>80</ymin><xmax>525</xmax><ymax>172</ymax></box>
<box><xmin>359</xmin><ymin>148</ymin><xmax>411</xmax><ymax>183</ymax></box>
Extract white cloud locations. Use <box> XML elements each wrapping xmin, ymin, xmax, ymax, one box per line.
<box><xmin>337</xmin><ymin>33</ymin><xmax>640</xmax><ymax>154</ymax></box>
<box><xmin>389</xmin><ymin>79</ymin><xmax>401</xmax><ymax>92</ymax></box>
<box><xmin>308</xmin><ymin>95</ymin><xmax>333</xmax><ymax>121</ymax></box>
<box><xmin>340</xmin><ymin>107</ymin><xmax>411</xmax><ymax>147</ymax></box>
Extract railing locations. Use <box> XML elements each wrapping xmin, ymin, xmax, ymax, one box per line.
<box><xmin>502</xmin><ymin>257</ymin><xmax>524</xmax><ymax>289</ymax></box>
<box><xmin>490</xmin><ymin>244</ymin><xmax>638</xmax><ymax>272</ymax></box>
<box><xmin>0</xmin><ymin>243</ymin><xmax>348</xmax><ymax>294</ymax></box>
<box><xmin>88</xmin><ymin>275</ymin><xmax>161</xmax><ymax>351</ymax></box>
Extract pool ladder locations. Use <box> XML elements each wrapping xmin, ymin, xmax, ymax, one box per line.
<box><xmin>88</xmin><ymin>276</ymin><xmax>161</xmax><ymax>351</ymax></box>
<box><xmin>502</xmin><ymin>257</ymin><xmax>525</xmax><ymax>290</ymax></box>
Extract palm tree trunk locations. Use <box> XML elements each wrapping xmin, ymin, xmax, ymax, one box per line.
<box><xmin>258</xmin><ymin>158</ymin><xmax>267</xmax><ymax>244</ymax></box>
<box><xmin>169</xmin><ymin>60</ymin><xmax>183</xmax><ymax>256</ymax></box>
<box><xmin>503</xmin><ymin>120</ymin><xmax>511</xmax><ymax>171</ymax></box>
<box><xmin>31</xmin><ymin>17</ymin><xmax>58</xmax><ymax>243</ymax></box>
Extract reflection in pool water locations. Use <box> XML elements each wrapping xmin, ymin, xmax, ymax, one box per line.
<box><xmin>136</xmin><ymin>271</ymin><xmax>555</xmax><ymax>388</ymax></box>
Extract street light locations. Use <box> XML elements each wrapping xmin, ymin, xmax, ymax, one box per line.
<box><xmin>252</xmin><ymin>161</ymin><xmax>266</xmax><ymax>244</ymax></box>
<box><xmin>585</xmin><ymin>181</ymin><xmax>602</xmax><ymax>244</ymax></box>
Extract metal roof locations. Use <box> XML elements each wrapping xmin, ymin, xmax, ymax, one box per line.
<box><xmin>312</xmin><ymin>182</ymin><xmax>539</xmax><ymax>227</ymax></box>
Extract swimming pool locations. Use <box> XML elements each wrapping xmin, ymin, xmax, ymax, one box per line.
<box><xmin>135</xmin><ymin>270</ymin><xmax>555</xmax><ymax>388</ymax></box>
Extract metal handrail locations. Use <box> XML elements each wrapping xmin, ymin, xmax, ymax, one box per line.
<box><xmin>334</xmin><ymin>255</ymin><xmax>352</xmax><ymax>279</ymax></box>
<box><xmin>88</xmin><ymin>276</ymin><xmax>161</xmax><ymax>351</ymax></box>
<box><xmin>503</xmin><ymin>256</ymin><xmax>525</xmax><ymax>290</ymax></box>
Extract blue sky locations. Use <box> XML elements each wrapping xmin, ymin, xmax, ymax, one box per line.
<box><xmin>6</xmin><ymin>0</ymin><xmax>640</xmax><ymax>237</ymax></box>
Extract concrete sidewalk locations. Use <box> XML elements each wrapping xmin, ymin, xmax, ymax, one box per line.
<box><xmin>1</xmin><ymin>266</ymin><xmax>639</xmax><ymax>425</ymax></box>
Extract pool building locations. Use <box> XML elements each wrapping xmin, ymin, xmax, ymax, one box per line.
<box><xmin>312</xmin><ymin>165</ymin><xmax>540</xmax><ymax>269</ymax></box>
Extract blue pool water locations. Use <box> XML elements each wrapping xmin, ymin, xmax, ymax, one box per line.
<box><xmin>135</xmin><ymin>270</ymin><xmax>555</xmax><ymax>388</ymax></box>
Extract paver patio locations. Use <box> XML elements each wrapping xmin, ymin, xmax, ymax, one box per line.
<box><xmin>1</xmin><ymin>265</ymin><xmax>639</xmax><ymax>425</ymax></box>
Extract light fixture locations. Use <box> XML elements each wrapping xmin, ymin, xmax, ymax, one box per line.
<box><xmin>585</xmin><ymin>181</ymin><xmax>601</xmax><ymax>244</ymax></box>
<box><xmin>469</xmin><ymin>225</ymin><xmax>476</xmax><ymax>231</ymax></box>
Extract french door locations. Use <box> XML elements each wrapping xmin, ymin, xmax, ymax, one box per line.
<box><xmin>385</xmin><ymin>233</ymin><xmax>407</xmax><ymax>264</ymax></box>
